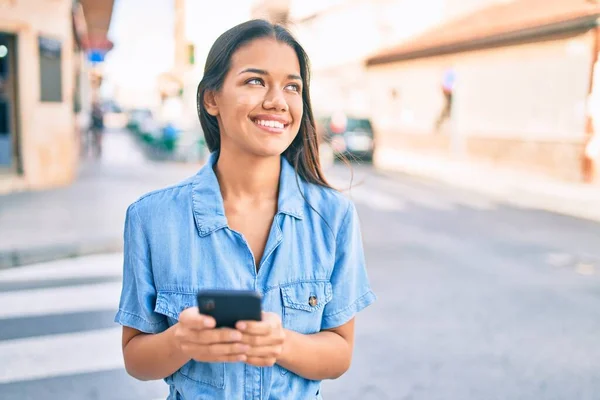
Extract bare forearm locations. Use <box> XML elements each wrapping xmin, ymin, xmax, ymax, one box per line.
<box><xmin>123</xmin><ymin>324</ymin><xmax>190</xmax><ymax>381</ymax></box>
<box><xmin>276</xmin><ymin>329</ymin><xmax>352</xmax><ymax>380</ymax></box>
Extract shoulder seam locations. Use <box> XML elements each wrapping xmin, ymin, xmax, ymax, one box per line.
<box><xmin>133</xmin><ymin>181</ymin><xmax>194</xmax><ymax>204</ymax></box>
<box><xmin>334</xmin><ymin>199</ymin><xmax>354</xmax><ymax>242</ymax></box>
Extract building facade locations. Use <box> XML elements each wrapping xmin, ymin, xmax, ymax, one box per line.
<box><xmin>366</xmin><ymin>0</ymin><xmax>600</xmax><ymax>183</ymax></box>
<box><xmin>282</xmin><ymin>0</ymin><xmax>501</xmax><ymax>118</ymax></box>
<box><xmin>0</xmin><ymin>0</ymin><xmax>114</xmax><ymax>194</ymax></box>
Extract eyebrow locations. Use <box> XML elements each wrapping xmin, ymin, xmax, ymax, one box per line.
<box><xmin>238</xmin><ymin>68</ymin><xmax>302</xmax><ymax>81</ymax></box>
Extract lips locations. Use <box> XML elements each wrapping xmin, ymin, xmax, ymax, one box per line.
<box><xmin>250</xmin><ymin>115</ymin><xmax>291</xmax><ymax>133</ymax></box>
<box><xmin>253</xmin><ymin>119</ymin><xmax>286</xmax><ymax>129</ymax></box>
<box><xmin>251</xmin><ymin>114</ymin><xmax>291</xmax><ymax>125</ymax></box>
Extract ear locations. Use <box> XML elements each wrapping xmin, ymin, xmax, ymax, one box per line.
<box><xmin>204</xmin><ymin>90</ymin><xmax>219</xmax><ymax>116</ymax></box>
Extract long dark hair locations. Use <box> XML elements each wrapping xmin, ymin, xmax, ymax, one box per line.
<box><xmin>196</xmin><ymin>19</ymin><xmax>331</xmax><ymax>189</ymax></box>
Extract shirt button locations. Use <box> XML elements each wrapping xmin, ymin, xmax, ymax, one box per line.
<box><xmin>308</xmin><ymin>295</ymin><xmax>318</xmax><ymax>307</ymax></box>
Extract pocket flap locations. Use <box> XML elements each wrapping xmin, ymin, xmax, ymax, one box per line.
<box><xmin>155</xmin><ymin>291</ymin><xmax>197</xmax><ymax>320</ymax></box>
<box><xmin>281</xmin><ymin>281</ymin><xmax>332</xmax><ymax>312</ymax></box>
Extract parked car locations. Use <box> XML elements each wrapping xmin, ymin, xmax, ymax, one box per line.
<box><xmin>318</xmin><ymin>114</ymin><xmax>375</xmax><ymax>162</ymax></box>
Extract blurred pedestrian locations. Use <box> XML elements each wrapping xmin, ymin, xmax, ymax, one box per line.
<box><xmin>435</xmin><ymin>68</ymin><xmax>455</xmax><ymax>132</ymax></box>
<box><xmin>90</xmin><ymin>99</ymin><xmax>104</xmax><ymax>158</ymax></box>
<box><xmin>114</xmin><ymin>19</ymin><xmax>375</xmax><ymax>400</ymax></box>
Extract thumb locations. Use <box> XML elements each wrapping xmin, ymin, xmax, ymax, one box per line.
<box><xmin>179</xmin><ymin>307</ymin><xmax>215</xmax><ymax>329</ymax></box>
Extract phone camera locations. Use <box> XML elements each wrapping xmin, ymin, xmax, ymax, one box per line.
<box><xmin>201</xmin><ymin>299</ymin><xmax>215</xmax><ymax>311</ymax></box>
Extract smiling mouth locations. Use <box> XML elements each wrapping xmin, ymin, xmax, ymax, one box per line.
<box><xmin>251</xmin><ymin>118</ymin><xmax>290</xmax><ymax>130</ymax></box>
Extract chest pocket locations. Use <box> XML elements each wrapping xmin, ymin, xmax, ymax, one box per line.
<box><xmin>280</xmin><ymin>280</ymin><xmax>332</xmax><ymax>335</ymax></box>
<box><xmin>155</xmin><ymin>291</ymin><xmax>225</xmax><ymax>390</ymax></box>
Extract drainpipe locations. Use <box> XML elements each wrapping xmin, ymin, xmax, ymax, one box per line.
<box><xmin>583</xmin><ymin>18</ymin><xmax>600</xmax><ymax>184</ymax></box>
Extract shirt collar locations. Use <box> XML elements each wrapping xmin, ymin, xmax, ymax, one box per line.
<box><xmin>191</xmin><ymin>152</ymin><xmax>305</xmax><ymax>237</ymax></box>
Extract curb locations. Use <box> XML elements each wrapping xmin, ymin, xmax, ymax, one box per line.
<box><xmin>0</xmin><ymin>238</ymin><xmax>123</xmax><ymax>270</ymax></box>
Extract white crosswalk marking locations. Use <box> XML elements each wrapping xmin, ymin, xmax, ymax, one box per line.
<box><xmin>346</xmin><ymin>186</ymin><xmax>406</xmax><ymax>211</ymax></box>
<box><xmin>0</xmin><ymin>253</ymin><xmax>123</xmax><ymax>282</ymax></box>
<box><xmin>0</xmin><ymin>281</ymin><xmax>121</xmax><ymax>319</ymax></box>
<box><xmin>371</xmin><ymin>175</ymin><xmax>497</xmax><ymax>211</ymax></box>
<box><xmin>328</xmin><ymin>176</ymin><xmax>442</xmax><ymax>212</ymax></box>
<box><xmin>326</xmin><ymin>168</ymin><xmax>497</xmax><ymax>212</ymax></box>
<box><xmin>328</xmin><ymin>177</ymin><xmax>406</xmax><ymax>211</ymax></box>
<box><xmin>0</xmin><ymin>252</ymin><xmax>172</xmax><ymax>399</ymax></box>
<box><xmin>0</xmin><ymin>327</ymin><xmax>123</xmax><ymax>384</ymax></box>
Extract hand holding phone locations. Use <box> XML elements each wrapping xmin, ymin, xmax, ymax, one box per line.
<box><xmin>173</xmin><ymin>307</ymin><xmax>249</xmax><ymax>363</ymax></box>
<box><xmin>195</xmin><ymin>290</ymin><xmax>284</xmax><ymax>367</ymax></box>
<box><xmin>236</xmin><ymin>312</ymin><xmax>286</xmax><ymax>368</ymax></box>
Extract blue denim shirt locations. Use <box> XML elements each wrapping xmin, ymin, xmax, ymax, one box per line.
<box><xmin>115</xmin><ymin>153</ymin><xmax>376</xmax><ymax>400</ymax></box>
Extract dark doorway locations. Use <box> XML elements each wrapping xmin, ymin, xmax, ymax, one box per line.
<box><xmin>0</xmin><ymin>32</ymin><xmax>20</xmax><ymax>173</ymax></box>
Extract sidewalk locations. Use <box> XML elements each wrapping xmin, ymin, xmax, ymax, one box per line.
<box><xmin>375</xmin><ymin>148</ymin><xmax>600</xmax><ymax>223</ymax></box>
<box><xmin>0</xmin><ymin>131</ymin><xmax>202</xmax><ymax>269</ymax></box>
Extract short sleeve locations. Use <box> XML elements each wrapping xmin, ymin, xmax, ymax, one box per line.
<box><xmin>321</xmin><ymin>202</ymin><xmax>376</xmax><ymax>330</ymax></box>
<box><xmin>114</xmin><ymin>203</ymin><xmax>168</xmax><ymax>333</ymax></box>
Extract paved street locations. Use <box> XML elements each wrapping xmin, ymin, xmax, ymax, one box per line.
<box><xmin>1</xmin><ymin>160</ymin><xmax>600</xmax><ymax>399</ymax></box>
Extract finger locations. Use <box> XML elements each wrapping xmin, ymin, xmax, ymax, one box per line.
<box><xmin>205</xmin><ymin>342</ymin><xmax>250</xmax><ymax>357</ymax></box>
<box><xmin>245</xmin><ymin>345</ymin><xmax>283</xmax><ymax>358</ymax></box>
<box><xmin>236</xmin><ymin>320</ymin><xmax>272</xmax><ymax>336</ymax></box>
<box><xmin>245</xmin><ymin>356</ymin><xmax>277</xmax><ymax>367</ymax></box>
<box><xmin>184</xmin><ymin>342</ymin><xmax>249</xmax><ymax>359</ymax></box>
<box><xmin>239</xmin><ymin>332</ymin><xmax>283</xmax><ymax>347</ymax></box>
<box><xmin>187</xmin><ymin>328</ymin><xmax>243</xmax><ymax>345</ymax></box>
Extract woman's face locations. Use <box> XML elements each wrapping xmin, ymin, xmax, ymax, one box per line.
<box><xmin>205</xmin><ymin>37</ymin><xmax>304</xmax><ymax>158</ymax></box>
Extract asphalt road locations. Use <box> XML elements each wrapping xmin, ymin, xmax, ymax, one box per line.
<box><xmin>1</xmin><ymin>163</ymin><xmax>600</xmax><ymax>399</ymax></box>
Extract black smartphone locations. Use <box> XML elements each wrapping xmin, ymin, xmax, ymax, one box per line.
<box><xmin>197</xmin><ymin>290</ymin><xmax>262</xmax><ymax>329</ymax></box>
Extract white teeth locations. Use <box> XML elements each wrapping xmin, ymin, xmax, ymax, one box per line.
<box><xmin>255</xmin><ymin>120</ymin><xmax>284</xmax><ymax>129</ymax></box>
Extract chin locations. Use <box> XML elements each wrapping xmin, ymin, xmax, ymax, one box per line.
<box><xmin>250</xmin><ymin>140</ymin><xmax>295</xmax><ymax>158</ymax></box>
<box><xmin>252</xmin><ymin>146</ymin><xmax>288</xmax><ymax>158</ymax></box>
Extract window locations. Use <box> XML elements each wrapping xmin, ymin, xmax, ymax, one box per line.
<box><xmin>38</xmin><ymin>36</ymin><xmax>62</xmax><ymax>102</ymax></box>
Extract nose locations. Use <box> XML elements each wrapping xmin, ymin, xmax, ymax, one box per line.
<box><xmin>262</xmin><ymin>88</ymin><xmax>288</xmax><ymax>112</ymax></box>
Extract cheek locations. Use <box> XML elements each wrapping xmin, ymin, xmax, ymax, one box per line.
<box><xmin>290</xmin><ymin>97</ymin><xmax>304</xmax><ymax>127</ymax></box>
<box><xmin>235</xmin><ymin>93</ymin><xmax>257</xmax><ymax>108</ymax></box>
<box><xmin>232</xmin><ymin>94</ymin><xmax>256</xmax><ymax>119</ymax></box>
<box><xmin>220</xmin><ymin>92</ymin><xmax>259</xmax><ymax>124</ymax></box>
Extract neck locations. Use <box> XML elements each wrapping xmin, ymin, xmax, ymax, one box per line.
<box><xmin>214</xmin><ymin>150</ymin><xmax>281</xmax><ymax>202</ymax></box>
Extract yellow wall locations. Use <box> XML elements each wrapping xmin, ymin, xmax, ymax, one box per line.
<box><xmin>367</xmin><ymin>32</ymin><xmax>596</xmax><ymax>182</ymax></box>
<box><xmin>367</xmin><ymin>32</ymin><xmax>594</xmax><ymax>141</ymax></box>
<box><xmin>0</xmin><ymin>0</ymin><xmax>77</xmax><ymax>193</ymax></box>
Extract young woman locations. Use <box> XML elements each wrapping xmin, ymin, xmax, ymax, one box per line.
<box><xmin>115</xmin><ymin>19</ymin><xmax>375</xmax><ymax>400</ymax></box>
